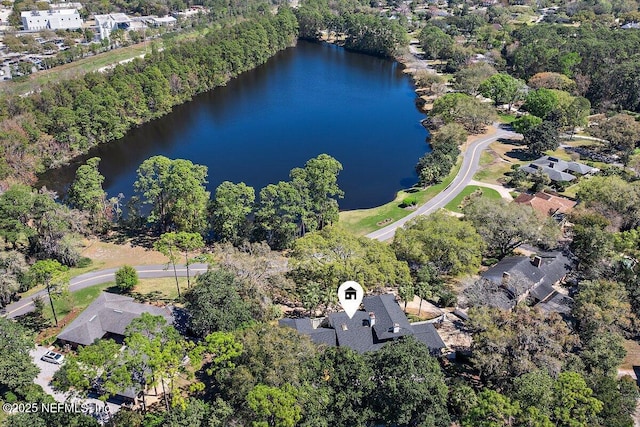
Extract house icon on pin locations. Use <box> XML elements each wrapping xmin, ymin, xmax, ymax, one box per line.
<box><xmin>344</xmin><ymin>286</ymin><xmax>357</xmax><ymax>300</ymax></box>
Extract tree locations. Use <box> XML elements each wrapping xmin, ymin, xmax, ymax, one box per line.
<box><xmin>512</xmin><ymin>115</ymin><xmax>543</xmax><ymax>134</ymax></box>
<box><xmin>115</xmin><ymin>265</ymin><xmax>138</xmax><ymax>293</ymax></box>
<box><xmin>528</xmin><ymin>72</ymin><xmax>576</xmax><ymax>91</ymax></box>
<box><xmin>589</xmin><ymin>375</ymin><xmax>638</xmax><ymax>427</ymax></box>
<box><xmin>576</xmin><ymin>176</ymin><xmax>640</xmax><ymax>231</ymax></box>
<box><xmin>580</xmin><ymin>334</ymin><xmax>627</xmax><ymax>377</ymax></box>
<box><xmin>430</xmin><ymin>93</ymin><xmax>497</xmax><ymax>134</ymax></box>
<box><xmin>211</xmin><ymin>181</ymin><xmax>255</xmax><ymax>245</ymax></box>
<box><xmin>419</xmin><ymin>25</ymin><xmax>454</xmax><ymax>60</ymax></box>
<box><xmin>368</xmin><ymin>337</ymin><xmax>450</xmax><ymax>427</ymax></box>
<box><xmin>468</xmin><ymin>306</ymin><xmax>578</xmax><ymax>387</ymax></box>
<box><xmin>569</xmin><ymin>211</ymin><xmax>613</xmax><ymax>270</ymax></box>
<box><xmin>591</xmin><ymin>113</ymin><xmax>640</xmax><ymax>156</ymax></box>
<box><xmin>154</xmin><ymin>232</ymin><xmax>183</xmax><ymax>298</ymax></box>
<box><xmin>247</xmin><ymin>384</ymin><xmax>301</xmax><ymax>427</ymax></box>
<box><xmin>183</xmin><ymin>269</ymin><xmax>255</xmax><ymax>337</ymax></box>
<box><xmin>29</xmin><ymin>259</ymin><xmax>67</xmax><ymax>326</ymax></box>
<box><xmin>67</xmin><ymin>157</ymin><xmax>107</xmax><ymax>230</ymax></box>
<box><xmin>134</xmin><ymin>156</ymin><xmax>209</xmax><ymax>233</ymax></box>
<box><xmin>53</xmin><ymin>338</ymin><xmax>131</xmax><ymax>400</ymax></box>
<box><xmin>0</xmin><ymin>317</ymin><xmax>39</xmax><ymax>397</ymax></box>
<box><xmin>512</xmin><ymin>370</ymin><xmax>555</xmax><ymax>415</ymax></box>
<box><xmin>290</xmin><ymin>226</ymin><xmax>411</xmax><ymax>313</ymax></box>
<box><xmin>453</xmin><ymin>62</ymin><xmax>498</xmax><ymax>96</ymax></box>
<box><xmin>463</xmin><ymin>198</ymin><xmax>556</xmax><ymax>258</ymax></box>
<box><xmin>174</xmin><ymin>231</ymin><xmax>205</xmax><ymax>289</ymax></box>
<box><xmin>478</xmin><ymin>73</ymin><xmax>526</xmax><ymax>110</ymax></box>
<box><xmin>524</xmin><ymin>121</ymin><xmax>560</xmax><ymax>157</ymax></box>
<box><xmin>393</xmin><ymin>212</ymin><xmax>484</xmax><ymax>276</ymax></box>
<box><xmin>303</xmin><ymin>346</ymin><xmax>374</xmax><ymax>426</ymax></box>
<box><xmin>523</xmin><ymin>89</ymin><xmax>559</xmax><ymax>119</ymax></box>
<box><xmin>553</xmin><ymin>372</ymin><xmax>603</xmax><ymax>427</ymax></box>
<box><xmin>290</xmin><ymin>154</ymin><xmax>344</xmax><ymax>233</ymax></box>
<box><xmin>255</xmin><ymin>181</ymin><xmax>302</xmax><ymax>250</ymax></box>
<box><xmin>462</xmin><ymin>390</ymin><xmax>521</xmax><ymax>427</ymax></box>
<box><xmin>572</xmin><ymin>279</ymin><xmax>633</xmax><ymax>340</ymax></box>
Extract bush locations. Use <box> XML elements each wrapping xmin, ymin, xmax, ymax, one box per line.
<box><xmin>76</xmin><ymin>257</ymin><xmax>92</xmax><ymax>268</ymax></box>
<box><xmin>401</xmin><ymin>196</ymin><xmax>418</xmax><ymax>207</ymax></box>
<box><xmin>115</xmin><ymin>265</ymin><xmax>138</xmax><ymax>293</ymax></box>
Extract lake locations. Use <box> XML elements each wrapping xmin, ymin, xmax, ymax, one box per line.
<box><xmin>39</xmin><ymin>40</ymin><xmax>429</xmax><ymax>210</ymax></box>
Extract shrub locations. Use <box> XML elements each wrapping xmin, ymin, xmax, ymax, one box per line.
<box><xmin>76</xmin><ymin>257</ymin><xmax>92</xmax><ymax>268</ymax></box>
<box><xmin>115</xmin><ymin>265</ymin><xmax>138</xmax><ymax>293</ymax></box>
<box><xmin>401</xmin><ymin>196</ymin><xmax>418</xmax><ymax>207</ymax></box>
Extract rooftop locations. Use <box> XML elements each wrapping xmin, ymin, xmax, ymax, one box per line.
<box><xmin>57</xmin><ymin>292</ymin><xmax>173</xmax><ymax>346</ymax></box>
<box><xmin>280</xmin><ymin>294</ymin><xmax>446</xmax><ymax>354</ymax></box>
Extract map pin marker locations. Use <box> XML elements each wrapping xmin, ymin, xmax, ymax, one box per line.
<box><xmin>338</xmin><ymin>281</ymin><xmax>364</xmax><ymax>319</ymax></box>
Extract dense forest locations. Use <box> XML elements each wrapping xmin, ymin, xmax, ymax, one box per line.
<box><xmin>0</xmin><ymin>9</ymin><xmax>298</xmax><ymax>186</ymax></box>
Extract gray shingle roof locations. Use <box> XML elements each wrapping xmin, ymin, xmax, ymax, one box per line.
<box><xmin>411</xmin><ymin>322</ymin><xmax>446</xmax><ymax>351</ymax></box>
<box><xmin>363</xmin><ymin>294</ymin><xmax>412</xmax><ymax>340</ymax></box>
<box><xmin>57</xmin><ymin>292</ymin><xmax>174</xmax><ymax>346</ymax></box>
<box><xmin>482</xmin><ymin>252</ymin><xmax>571</xmax><ymax>289</ymax></box>
<box><xmin>280</xmin><ymin>294</ymin><xmax>446</xmax><ymax>354</ymax></box>
<box><xmin>537</xmin><ymin>292</ymin><xmax>573</xmax><ymax>315</ymax></box>
<box><xmin>520</xmin><ymin>164</ymin><xmax>576</xmax><ymax>182</ymax></box>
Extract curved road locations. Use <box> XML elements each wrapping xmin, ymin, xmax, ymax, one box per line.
<box><xmin>3</xmin><ymin>263</ymin><xmax>209</xmax><ymax>319</ymax></box>
<box><xmin>366</xmin><ymin>125</ymin><xmax>518</xmax><ymax>241</ymax></box>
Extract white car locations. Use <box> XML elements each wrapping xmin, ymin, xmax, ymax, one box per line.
<box><xmin>41</xmin><ymin>350</ymin><xmax>65</xmax><ymax>365</ymax></box>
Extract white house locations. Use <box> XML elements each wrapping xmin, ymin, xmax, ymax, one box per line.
<box><xmin>21</xmin><ymin>9</ymin><xmax>83</xmax><ymax>31</ymax></box>
<box><xmin>94</xmin><ymin>13</ymin><xmax>130</xmax><ymax>40</ymax></box>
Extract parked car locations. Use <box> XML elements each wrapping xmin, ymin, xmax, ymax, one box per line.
<box><xmin>41</xmin><ymin>350</ymin><xmax>65</xmax><ymax>365</ymax></box>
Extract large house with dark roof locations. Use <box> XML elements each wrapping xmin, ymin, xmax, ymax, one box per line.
<box><xmin>519</xmin><ymin>156</ymin><xmax>598</xmax><ymax>182</ymax></box>
<box><xmin>57</xmin><ymin>292</ymin><xmax>174</xmax><ymax>348</ymax></box>
<box><xmin>481</xmin><ymin>251</ymin><xmax>573</xmax><ymax>312</ymax></box>
<box><xmin>280</xmin><ymin>294</ymin><xmax>446</xmax><ymax>355</ymax></box>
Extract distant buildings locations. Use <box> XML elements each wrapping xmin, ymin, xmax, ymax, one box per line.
<box><xmin>21</xmin><ymin>9</ymin><xmax>83</xmax><ymax>31</ymax></box>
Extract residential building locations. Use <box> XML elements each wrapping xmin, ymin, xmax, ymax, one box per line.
<box><xmin>519</xmin><ymin>156</ymin><xmax>598</xmax><ymax>182</ymax></box>
<box><xmin>280</xmin><ymin>294</ymin><xmax>446</xmax><ymax>355</ymax></box>
<box><xmin>146</xmin><ymin>16</ymin><xmax>177</xmax><ymax>27</ymax></box>
<box><xmin>514</xmin><ymin>191</ymin><xmax>577</xmax><ymax>218</ymax></box>
<box><xmin>21</xmin><ymin>9</ymin><xmax>83</xmax><ymax>31</ymax></box>
<box><xmin>57</xmin><ymin>292</ymin><xmax>173</xmax><ymax>348</ymax></box>
<box><xmin>481</xmin><ymin>251</ymin><xmax>573</xmax><ymax>311</ymax></box>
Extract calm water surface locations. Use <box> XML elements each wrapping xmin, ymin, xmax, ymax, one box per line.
<box><xmin>39</xmin><ymin>40</ymin><xmax>429</xmax><ymax>210</ymax></box>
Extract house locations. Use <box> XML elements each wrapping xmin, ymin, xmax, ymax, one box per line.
<box><xmin>57</xmin><ymin>292</ymin><xmax>173</xmax><ymax>348</ymax></box>
<box><xmin>21</xmin><ymin>9</ymin><xmax>83</xmax><ymax>31</ymax></box>
<box><xmin>514</xmin><ymin>192</ymin><xmax>576</xmax><ymax>218</ymax></box>
<box><xmin>344</xmin><ymin>286</ymin><xmax>357</xmax><ymax>300</ymax></box>
<box><xmin>94</xmin><ymin>13</ymin><xmax>131</xmax><ymax>40</ymax></box>
<box><xmin>279</xmin><ymin>294</ymin><xmax>446</xmax><ymax>355</ymax></box>
<box><xmin>481</xmin><ymin>251</ymin><xmax>573</xmax><ymax>308</ymax></box>
<box><xmin>519</xmin><ymin>156</ymin><xmax>598</xmax><ymax>182</ymax></box>
<box><xmin>146</xmin><ymin>16</ymin><xmax>177</xmax><ymax>27</ymax></box>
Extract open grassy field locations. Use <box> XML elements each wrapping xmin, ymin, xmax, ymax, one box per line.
<box><xmin>444</xmin><ymin>185</ymin><xmax>502</xmax><ymax>213</ymax></box>
<box><xmin>339</xmin><ymin>159</ymin><xmax>462</xmax><ymax>236</ymax></box>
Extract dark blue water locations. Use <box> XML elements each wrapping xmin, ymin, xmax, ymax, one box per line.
<box><xmin>40</xmin><ymin>40</ymin><xmax>429</xmax><ymax>210</ymax></box>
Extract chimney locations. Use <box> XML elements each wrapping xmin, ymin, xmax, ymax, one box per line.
<box><xmin>502</xmin><ymin>271</ymin><xmax>510</xmax><ymax>283</ymax></box>
<box><xmin>341</xmin><ymin>323</ymin><xmax>348</xmax><ymax>331</ymax></box>
<box><xmin>393</xmin><ymin>323</ymin><xmax>400</xmax><ymax>333</ymax></box>
<box><xmin>369</xmin><ymin>312</ymin><xmax>376</xmax><ymax>327</ymax></box>
<box><xmin>532</xmin><ymin>256</ymin><xmax>542</xmax><ymax>268</ymax></box>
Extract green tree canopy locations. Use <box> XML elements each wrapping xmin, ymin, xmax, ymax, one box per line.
<box><xmin>211</xmin><ymin>181</ymin><xmax>255</xmax><ymax>245</ymax></box>
<box><xmin>67</xmin><ymin>157</ymin><xmax>107</xmax><ymax>229</ymax></box>
<box><xmin>134</xmin><ymin>156</ymin><xmax>209</xmax><ymax>233</ymax></box>
<box><xmin>0</xmin><ymin>317</ymin><xmax>39</xmax><ymax>397</ymax></box>
<box><xmin>393</xmin><ymin>212</ymin><xmax>484</xmax><ymax>276</ymax></box>
<box><xmin>478</xmin><ymin>73</ymin><xmax>526</xmax><ymax>110</ymax></box>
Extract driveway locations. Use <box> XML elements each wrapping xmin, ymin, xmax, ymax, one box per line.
<box><xmin>30</xmin><ymin>346</ymin><xmax>121</xmax><ymax>419</ymax></box>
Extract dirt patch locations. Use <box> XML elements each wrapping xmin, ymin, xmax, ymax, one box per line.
<box><xmin>80</xmin><ymin>238</ymin><xmax>169</xmax><ymax>269</ymax></box>
<box><xmin>620</xmin><ymin>339</ymin><xmax>640</xmax><ymax>371</ymax></box>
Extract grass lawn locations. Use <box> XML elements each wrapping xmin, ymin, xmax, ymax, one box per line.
<box><xmin>620</xmin><ymin>339</ymin><xmax>640</xmax><ymax>371</ymax></box>
<box><xmin>498</xmin><ymin>113</ymin><xmax>517</xmax><ymax>124</ymax></box>
<box><xmin>339</xmin><ymin>160</ymin><xmax>462</xmax><ymax>236</ymax></box>
<box><xmin>444</xmin><ymin>185</ymin><xmax>502</xmax><ymax>213</ymax></box>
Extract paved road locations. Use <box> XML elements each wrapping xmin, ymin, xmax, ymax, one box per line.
<box><xmin>4</xmin><ymin>263</ymin><xmax>209</xmax><ymax>319</ymax></box>
<box><xmin>366</xmin><ymin>125</ymin><xmax>519</xmax><ymax>241</ymax></box>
